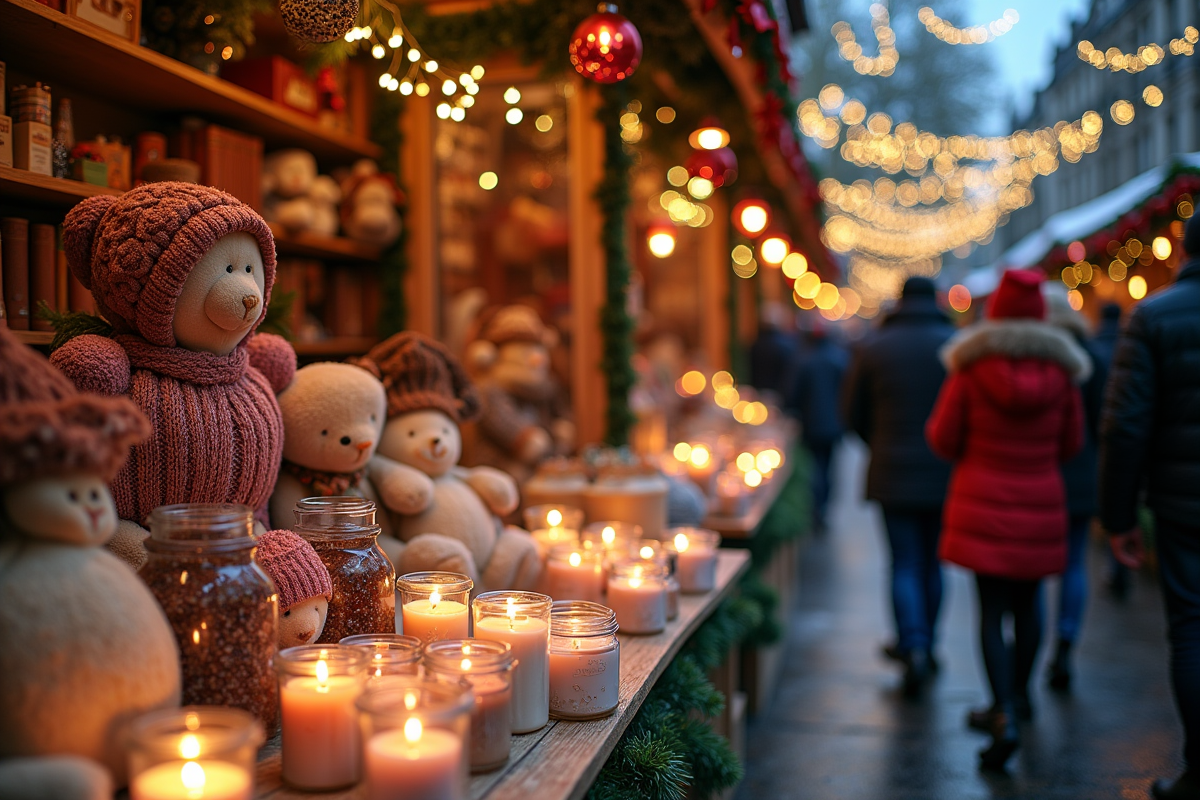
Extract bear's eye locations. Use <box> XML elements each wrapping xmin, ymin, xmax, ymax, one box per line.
<box><xmin>68</xmin><ymin>491</ymin><xmax>79</xmax><ymax>502</ymax></box>
<box><xmin>321</xmin><ymin>430</ymin><xmax>328</xmax><ymax>436</ymax></box>
<box><xmin>370</xmin><ymin>414</ymin><xmax>377</xmax><ymax>422</ymax></box>
<box><xmin>89</xmin><ymin>490</ymin><xmax>100</xmax><ymax>501</ymax></box>
<box><xmin>283</xmin><ymin>609</ymin><xmax>291</xmax><ymax>618</ymax></box>
<box><xmin>245</xmin><ymin>265</ymin><xmax>253</xmax><ymax>273</ymax></box>
<box><xmin>225</xmin><ymin>265</ymin><xmax>234</xmax><ymax>273</ymax></box>
<box><xmin>408</xmin><ymin>430</ymin><xmax>415</xmax><ymax>437</ymax></box>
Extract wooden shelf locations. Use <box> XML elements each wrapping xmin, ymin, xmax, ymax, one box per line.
<box><xmin>704</xmin><ymin>456</ymin><xmax>793</xmax><ymax>539</ymax></box>
<box><xmin>292</xmin><ymin>336</ymin><xmax>379</xmax><ymax>357</ymax></box>
<box><xmin>0</xmin><ymin>0</ymin><xmax>381</xmax><ymax>164</ymax></box>
<box><xmin>268</xmin><ymin>223</ymin><xmax>383</xmax><ymax>263</ymax></box>
<box><xmin>0</xmin><ymin>165</ymin><xmax>123</xmax><ymax>207</ymax></box>
<box><xmin>9</xmin><ymin>330</ymin><xmax>54</xmax><ymax>345</ymax></box>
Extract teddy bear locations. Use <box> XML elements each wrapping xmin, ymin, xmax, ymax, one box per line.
<box><xmin>255</xmin><ymin>528</ymin><xmax>334</xmax><ymax>648</ymax></box>
<box><xmin>262</xmin><ymin>149</ymin><xmax>342</xmax><ymax>238</ymax></box>
<box><xmin>50</xmin><ymin>182</ymin><xmax>296</xmax><ymax>569</ymax></box>
<box><xmin>465</xmin><ymin>305</ymin><xmax>575</xmax><ymax>484</ymax></box>
<box><xmin>339</xmin><ymin>159</ymin><xmax>404</xmax><ymax>248</ymax></box>
<box><xmin>0</xmin><ymin>327</ymin><xmax>181</xmax><ymax>797</ymax></box>
<box><xmin>353</xmin><ymin>332</ymin><xmax>541</xmax><ymax>591</ymax></box>
<box><xmin>270</xmin><ymin>361</ymin><xmax>387</xmax><ymax>527</ymax></box>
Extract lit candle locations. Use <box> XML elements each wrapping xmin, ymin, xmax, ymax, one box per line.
<box><xmin>398</xmin><ymin>573</ymin><xmax>473</xmax><ymax>645</ymax></box>
<box><xmin>541</xmin><ymin>545</ymin><xmax>605</xmax><ymax>604</ymax></box>
<box><xmin>127</xmin><ymin>707</ymin><xmax>262</xmax><ymax>800</ymax></box>
<box><xmin>606</xmin><ymin>562</ymin><xmax>667</xmax><ymax>635</ymax></box>
<box><xmin>549</xmin><ymin>602</ymin><xmax>620</xmax><ymax>720</ymax></box>
<box><xmin>670</xmin><ymin>528</ymin><xmax>720</xmax><ymax>594</ymax></box>
<box><xmin>685</xmin><ymin>442</ymin><xmax>717</xmax><ymax>490</ymax></box>
<box><xmin>365</xmin><ymin>718</ymin><xmax>463</xmax><ymax>800</ymax></box>
<box><xmin>275</xmin><ymin>646</ymin><xmax>366</xmax><ymax>791</ymax></box>
<box><xmin>472</xmin><ymin>593</ymin><xmax>551</xmax><ymax>733</ymax></box>
<box><xmin>423</xmin><ymin>639</ymin><xmax>515</xmax><ymax>773</ymax></box>
<box><xmin>130</xmin><ymin>758</ymin><xmax>252</xmax><ymax>800</ymax></box>
<box><xmin>525</xmin><ymin>505</ymin><xmax>583</xmax><ymax>558</ymax></box>
<box><xmin>632</xmin><ymin>541</ymin><xmax>679</xmax><ymax>621</ymax></box>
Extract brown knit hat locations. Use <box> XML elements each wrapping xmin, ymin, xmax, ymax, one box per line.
<box><xmin>478</xmin><ymin>304</ymin><xmax>552</xmax><ymax>346</ymax></box>
<box><xmin>0</xmin><ymin>327</ymin><xmax>150</xmax><ymax>486</ymax></box>
<box><xmin>62</xmin><ymin>182</ymin><xmax>277</xmax><ymax>347</ymax></box>
<box><xmin>353</xmin><ymin>332</ymin><xmax>481</xmax><ymax>423</ymax></box>
<box><xmin>255</xmin><ymin>529</ymin><xmax>333</xmax><ymax>610</ymax></box>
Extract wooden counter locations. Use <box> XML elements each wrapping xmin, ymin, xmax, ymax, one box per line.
<box><xmin>254</xmin><ymin>550</ymin><xmax>750</xmax><ymax>800</ymax></box>
<box><xmin>703</xmin><ymin>458</ymin><xmax>793</xmax><ymax>540</ymax></box>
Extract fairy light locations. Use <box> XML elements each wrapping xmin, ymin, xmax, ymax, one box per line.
<box><xmin>1078</xmin><ymin>27</ymin><xmax>1197</xmax><ymax>72</ymax></box>
<box><xmin>918</xmin><ymin>7</ymin><xmax>1019</xmax><ymax>45</ymax></box>
<box><xmin>831</xmin><ymin>4</ymin><xmax>898</xmax><ymax>77</ymax></box>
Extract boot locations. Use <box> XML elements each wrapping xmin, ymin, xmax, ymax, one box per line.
<box><xmin>902</xmin><ymin>649</ymin><xmax>930</xmax><ymax>698</ymax></box>
<box><xmin>978</xmin><ymin>712</ymin><xmax>1019</xmax><ymax>771</ymax></box>
<box><xmin>1152</xmin><ymin>772</ymin><xmax>1200</xmax><ymax>799</ymax></box>
<box><xmin>1047</xmin><ymin>639</ymin><xmax>1073</xmax><ymax>692</ymax></box>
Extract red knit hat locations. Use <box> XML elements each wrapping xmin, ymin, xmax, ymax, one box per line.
<box><xmin>0</xmin><ymin>327</ymin><xmax>149</xmax><ymax>485</ymax></box>
<box><xmin>255</xmin><ymin>529</ymin><xmax>332</xmax><ymax>611</ymax></box>
<box><xmin>62</xmin><ymin>182</ymin><xmax>277</xmax><ymax>347</ymax></box>
<box><xmin>353</xmin><ymin>332</ymin><xmax>481</xmax><ymax>423</ymax></box>
<box><xmin>478</xmin><ymin>304</ymin><xmax>552</xmax><ymax>346</ymax></box>
<box><xmin>986</xmin><ymin>269</ymin><xmax>1046</xmax><ymax>320</ymax></box>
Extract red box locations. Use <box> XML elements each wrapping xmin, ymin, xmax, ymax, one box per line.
<box><xmin>189</xmin><ymin>125</ymin><xmax>263</xmax><ymax>211</ymax></box>
<box><xmin>221</xmin><ymin>57</ymin><xmax>319</xmax><ymax>118</ymax></box>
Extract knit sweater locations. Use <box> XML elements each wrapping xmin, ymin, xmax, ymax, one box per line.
<box><xmin>52</xmin><ymin>333</ymin><xmax>291</xmax><ymax>527</ymax></box>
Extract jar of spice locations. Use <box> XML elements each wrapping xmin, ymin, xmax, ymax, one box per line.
<box><xmin>292</xmin><ymin>497</ymin><xmax>396</xmax><ymax>643</ymax></box>
<box><xmin>424</xmin><ymin>639</ymin><xmax>515</xmax><ymax>773</ymax></box>
<box><xmin>139</xmin><ymin>504</ymin><xmax>279</xmax><ymax>729</ymax></box>
<box><xmin>549</xmin><ymin>601</ymin><xmax>620</xmax><ymax>720</ymax></box>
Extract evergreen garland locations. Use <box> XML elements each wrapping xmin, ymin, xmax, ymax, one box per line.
<box><xmin>35</xmin><ymin>303</ymin><xmax>112</xmax><ymax>352</ymax></box>
<box><xmin>369</xmin><ymin>87</ymin><xmax>409</xmax><ymax>335</ymax></box>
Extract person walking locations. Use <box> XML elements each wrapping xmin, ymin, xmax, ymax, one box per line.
<box><xmin>1043</xmin><ymin>290</ymin><xmax>1110</xmax><ymax>691</ymax></box>
<box><xmin>748</xmin><ymin>303</ymin><xmax>796</xmax><ymax>400</ymax></box>
<box><xmin>1091</xmin><ymin>302</ymin><xmax>1133</xmax><ymax>599</ymax></box>
<box><xmin>1099</xmin><ymin>216</ymin><xmax>1200</xmax><ymax>800</ymax></box>
<box><xmin>926</xmin><ymin>269</ymin><xmax>1087</xmax><ymax>771</ymax></box>
<box><xmin>787</xmin><ymin>320</ymin><xmax>848</xmax><ymax>533</ymax></box>
<box><xmin>842</xmin><ymin>277</ymin><xmax>954</xmax><ymax>695</ymax></box>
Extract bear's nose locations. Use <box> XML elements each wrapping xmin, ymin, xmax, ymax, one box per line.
<box><xmin>243</xmin><ymin>295</ymin><xmax>259</xmax><ymax>310</ymax></box>
<box><xmin>340</xmin><ymin>436</ymin><xmax>352</xmax><ymax>445</ymax></box>
<box><xmin>431</xmin><ymin>437</ymin><xmax>441</xmax><ymax>446</ymax></box>
<box><xmin>356</xmin><ymin>441</ymin><xmax>373</xmax><ymax>452</ymax></box>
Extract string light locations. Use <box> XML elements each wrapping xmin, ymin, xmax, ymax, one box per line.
<box><xmin>1077</xmin><ymin>27</ymin><xmax>1197</xmax><ymax>72</ymax></box>
<box><xmin>831</xmin><ymin>4</ymin><xmax>898</xmax><ymax>76</ymax></box>
<box><xmin>918</xmin><ymin>7</ymin><xmax>1019</xmax><ymax>45</ymax></box>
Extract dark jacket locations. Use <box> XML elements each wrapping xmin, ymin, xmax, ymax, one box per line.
<box><xmin>749</xmin><ymin>325</ymin><xmax>797</xmax><ymax>399</ymax></box>
<box><xmin>1061</xmin><ymin>334</ymin><xmax>1109</xmax><ymax>517</ymax></box>
<box><xmin>1099</xmin><ymin>258</ymin><xmax>1200</xmax><ymax>532</ymax></box>
<box><xmin>842</xmin><ymin>295</ymin><xmax>954</xmax><ymax>509</ymax></box>
<box><xmin>1091</xmin><ymin>314</ymin><xmax>1122</xmax><ymax>368</ymax></box>
<box><xmin>787</xmin><ymin>333</ymin><xmax>848</xmax><ymax>447</ymax></box>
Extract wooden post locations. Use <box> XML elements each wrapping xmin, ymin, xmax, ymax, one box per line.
<box><xmin>401</xmin><ymin>93</ymin><xmax>438</xmax><ymax>337</ymax></box>
<box><xmin>699</xmin><ymin>192</ymin><xmax>731</xmax><ymax>370</ymax></box>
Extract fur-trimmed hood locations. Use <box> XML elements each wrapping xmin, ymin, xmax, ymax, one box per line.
<box><xmin>941</xmin><ymin>320</ymin><xmax>1093</xmax><ymax>383</ymax></box>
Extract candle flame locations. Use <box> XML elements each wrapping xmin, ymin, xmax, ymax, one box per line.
<box><xmin>180</xmin><ymin>761</ymin><xmax>206</xmax><ymax>791</ymax></box>
<box><xmin>430</xmin><ymin>589</ymin><xmax>441</xmax><ymax>609</ymax></box>
<box><xmin>689</xmin><ymin>445</ymin><xmax>711</xmax><ymax>468</ymax></box>
<box><xmin>315</xmin><ymin>657</ymin><xmax>329</xmax><ymax>687</ymax></box>
<box><xmin>461</xmin><ymin>658</ymin><xmax>472</xmax><ymax>671</ymax></box>
<box><xmin>629</xmin><ymin>577</ymin><xmax>643</xmax><ymax>589</ymax></box>
<box><xmin>674</xmin><ymin>533</ymin><xmax>689</xmax><ymax>553</ymax></box>
<box><xmin>404</xmin><ymin>717</ymin><xmax>423</xmax><ymax>744</ymax></box>
<box><xmin>462</xmin><ymin>644</ymin><xmax>472</xmax><ymax>655</ymax></box>
<box><xmin>569</xmin><ymin>552</ymin><xmax>582</xmax><ymax>567</ymax></box>
<box><xmin>547</xmin><ymin>509</ymin><xmax>563</xmax><ymax>527</ymax></box>
<box><xmin>185</xmin><ymin>713</ymin><xmax>200</xmax><ymax>731</ymax></box>
<box><xmin>602</xmin><ymin>526</ymin><xmax>615</xmax><ymax>545</ymax></box>
<box><xmin>744</xmin><ymin>469</ymin><xmax>762</xmax><ymax>488</ymax></box>
<box><xmin>404</xmin><ymin>691</ymin><xmax>418</xmax><ymax>710</ymax></box>
<box><xmin>640</xmin><ymin>545</ymin><xmax>654</xmax><ymax>559</ymax></box>
<box><xmin>179</xmin><ymin>734</ymin><xmax>201</xmax><ymax>760</ymax></box>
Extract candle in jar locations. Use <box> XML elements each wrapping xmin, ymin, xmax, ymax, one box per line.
<box><xmin>465</xmin><ymin>673</ymin><xmax>512</xmax><ymax>771</ymax></box>
<box><xmin>549</xmin><ymin>637</ymin><xmax>619</xmax><ymax>720</ymax></box>
<box><xmin>606</xmin><ymin>566</ymin><xmax>666</xmax><ymax>634</ymax></box>
<box><xmin>279</xmin><ymin>656</ymin><xmax>361</xmax><ymax>790</ymax></box>
<box><xmin>130</xmin><ymin>759</ymin><xmax>252</xmax><ymax>800</ymax></box>
<box><xmin>673</xmin><ymin>532</ymin><xmax>718</xmax><ymax>593</ymax></box>
<box><xmin>403</xmin><ymin>589</ymin><xmax>469</xmax><ymax>644</ymax></box>
<box><xmin>365</xmin><ymin>719</ymin><xmax>463</xmax><ymax>800</ymax></box>
<box><xmin>473</xmin><ymin>602</ymin><xmax>549</xmax><ymax>733</ymax></box>
<box><xmin>542</xmin><ymin>548</ymin><xmax>604</xmax><ymax>604</ymax></box>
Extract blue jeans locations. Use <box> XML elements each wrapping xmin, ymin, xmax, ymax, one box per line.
<box><xmin>1156</xmin><ymin>518</ymin><xmax>1200</xmax><ymax>770</ymax></box>
<box><xmin>882</xmin><ymin>508</ymin><xmax>944</xmax><ymax>654</ymax></box>
<box><xmin>1054</xmin><ymin>514</ymin><xmax>1091</xmax><ymax>642</ymax></box>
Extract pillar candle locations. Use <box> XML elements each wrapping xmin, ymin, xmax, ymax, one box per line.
<box><xmin>542</xmin><ymin>549</ymin><xmax>605</xmax><ymax>604</ymax></box>
<box><xmin>402</xmin><ymin>596</ymin><xmax>470</xmax><ymax>645</ymax></box>
<box><xmin>606</xmin><ymin>573</ymin><xmax>666</xmax><ymax>634</ymax></box>
<box><xmin>365</xmin><ymin>723</ymin><xmax>463</xmax><ymax>800</ymax></box>
<box><xmin>673</xmin><ymin>532</ymin><xmax>719</xmax><ymax>594</ymax></box>
<box><xmin>279</xmin><ymin>673</ymin><xmax>361</xmax><ymax>789</ymax></box>
<box><xmin>130</xmin><ymin>760</ymin><xmax>252</xmax><ymax>800</ymax></box>
<box><xmin>473</xmin><ymin>616</ymin><xmax>549</xmax><ymax>733</ymax></box>
<box><xmin>549</xmin><ymin>639</ymin><xmax>619</xmax><ymax>719</ymax></box>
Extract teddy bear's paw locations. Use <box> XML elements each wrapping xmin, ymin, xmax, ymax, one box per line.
<box><xmin>104</xmin><ymin>520</ymin><xmax>149</xmax><ymax>571</ymax></box>
<box><xmin>517</xmin><ymin>427</ymin><xmax>553</xmax><ymax>464</ymax></box>
<box><xmin>482</xmin><ymin>527</ymin><xmax>543</xmax><ymax>592</ymax></box>
<box><xmin>0</xmin><ymin>756</ymin><xmax>112</xmax><ymax>800</ymax></box>
<box><xmin>398</xmin><ymin>534</ymin><xmax>481</xmax><ymax>586</ymax></box>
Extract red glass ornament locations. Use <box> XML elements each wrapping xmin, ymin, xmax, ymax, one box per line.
<box><xmin>569</xmin><ymin>3</ymin><xmax>643</xmax><ymax>84</ymax></box>
<box><xmin>686</xmin><ymin>147</ymin><xmax>738</xmax><ymax>187</ymax></box>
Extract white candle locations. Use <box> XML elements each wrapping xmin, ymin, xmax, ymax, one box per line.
<box><xmin>365</xmin><ymin>721</ymin><xmax>463</xmax><ymax>800</ymax></box>
<box><xmin>403</xmin><ymin>590</ymin><xmax>470</xmax><ymax>645</ymax></box>
<box><xmin>606</xmin><ymin>567</ymin><xmax>667</xmax><ymax>635</ymax></box>
<box><xmin>542</xmin><ymin>548</ymin><xmax>605</xmax><ymax>604</ymax></box>
<box><xmin>549</xmin><ymin>638</ymin><xmax>619</xmax><ymax>719</ymax></box>
<box><xmin>279</xmin><ymin>658</ymin><xmax>361</xmax><ymax>790</ymax></box>
<box><xmin>130</xmin><ymin>760</ymin><xmax>251</xmax><ymax>800</ymax></box>
<box><xmin>673</xmin><ymin>531</ymin><xmax>719</xmax><ymax>594</ymax></box>
<box><xmin>473</xmin><ymin>606</ymin><xmax>549</xmax><ymax>733</ymax></box>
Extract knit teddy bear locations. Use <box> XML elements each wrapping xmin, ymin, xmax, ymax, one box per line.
<box><xmin>354</xmin><ymin>332</ymin><xmax>541</xmax><ymax>591</ymax></box>
<box><xmin>270</xmin><ymin>361</ymin><xmax>387</xmax><ymax>527</ymax></box>
<box><xmin>50</xmin><ymin>182</ymin><xmax>296</xmax><ymax>569</ymax></box>
<box><xmin>0</xmin><ymin>327</ymin><xmax>181</xmax><ymax>798</ymax></box>
<box><xmin>255</xmin><ymin>528</ymin><xmax>334</xmax><ymax>648</ymax></box>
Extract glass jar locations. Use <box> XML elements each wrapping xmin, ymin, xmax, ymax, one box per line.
<box><xmin>471</xmin><ymin>591</ymin><xmax>552</xmax><ymax>733</ymax></box>
<box><xmin>424</xmin><ymin>639</ymin><xmax>515</xmax><ymax>773</ymax></box>
<box><xmin>397</xmin><ymin>572</ymin><xmax>473</xmax><ymax>645</ymax></box>
<box><xmin>606</xmin><ymin>560</ymin><xmax>668</xmax><ymax>634</ymax></box>
<box><xmin>549</xmin><ymin>601</ymin><xmax>620</xmax><ymax>721</ymax></box>
<box><xmin>667</xmin><ymin>527</ymin><xmax>721</xmax><ymax>594</ymax></box>
<box><xmin>128</xmin><ymin>706</ymin><xmax>263</xmax><ymax>800</ymax></box>
<box><xmin>581</xmin><ymin>520</ymin><xmax>643</xmax><ymax>557</ymax></box>
<box><xmin>582</xmin><ymin>465</ymin><xmax>669</xmax><ymax>539</ymax></box>
<box><xmin>631</xmin><ymin>539</ymin><xmax>679</xmax><ymax>620</ymax></box>
<box><xmin>541</xmin><ymin>543</ymin><xmax>605</xmax><ymax>604</ymax></box>
<box><xmin>140</xmin><ymin>504</ymin><xmax>279</xmax><ymax>729</ymax></box>
<box><xmin>523</xmin><ymin>503</ymin><xmax>584</xmax><ymax>558</ymax></box>
<box><xmin>292</xmin><ymin>497</ymin><xmax>396</xmax><ymax>643</ymax></box>
<box><xmin>341</xmin><ymin>634</ymin><xmax>424</xmax><ymax>678</ymax></box>
<box><xmin>275</xmin><ymin>645</ymin><xmax>368</xmax><ymax>791</ymax></box>
<box><xmin>357</xmin><ymin>676</ymin><xmax>474</xmax><ymax>800</ymax></box>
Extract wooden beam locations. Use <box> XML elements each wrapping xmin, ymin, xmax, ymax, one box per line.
<box><xmin>401</xmin><ymin>93</ymin><xmax>439</xmax><ymax>337</ymax></box>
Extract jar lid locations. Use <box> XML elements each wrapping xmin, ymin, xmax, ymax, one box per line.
<box><xmin>128</xmin><ymin>706</ymin><xmax>264</xmax><ymax>760</ymax></box>
<box><xmin>550</xmin><ymin>600</ymin><xmax>618</xmax><ymax>637</ymax></box>
<box><xmin>146</xmin><ymin>504</ymin><xmax>255</xmax><ymax>553</ymax></box>
<box><xmin>424</xmin><ymin>639</ymin><xmax>514</xmax><ymax>674</ymax></box>
<box><xmin>473</xmin><ymin>590</ymin><xmax>553</xmax><ymax>617</ymax></box>
<box><xmin>396</xmin><ymin>571</ymin><xmax>473</xmax><ymax>596</ymax></box>
<box><xmin>274</xmin><ymin>644</ymin><xmax>367</xmax><ymax>678</ymax></box>
<box><xmin>292</xmin><ymin>496</ymin><xmax>379</xmax><ymax>540</ymax></box>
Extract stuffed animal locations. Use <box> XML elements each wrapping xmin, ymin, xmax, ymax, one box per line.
<box><xmin>50</xmin><ymin>182</ymin><xmax>295</xmax><ymax>569</ymax></box>
<box><xmin>340</xmin><ymin>159</ymin><xmax>404</xmax><ymax>248</ymax></box>
<box><xmin>354</xmin><ymin>332</ymin><xmax>541</xmax><ymax>591</ymax></box>
<box><xmin>0</xmin><ymin>327</ymin><xmax>181</xmax><ymax>797</ymax></box>
<box><xmin>465</xmin><ymin>305</ymin><xmax>574</xmax><ymax>484</ymax></box>
<box><xmin>262</xmin><ymin>149</ymin><xmax>342</xmax><ymax>237</ymax></box>
<box><xmin>271</xmin><ymin>361</ymin><xmax>387</xmax><ymax>526</ymax></box>
<box><xmin>255</xmin><ymin>529</ymin><xmax>333</xmax><ymax>648</ymax></box>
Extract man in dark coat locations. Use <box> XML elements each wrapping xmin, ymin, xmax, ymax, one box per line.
<box><xmin>787</xmin><ymin>320</ymin><xmax>848</xmax><ymax>533</ymax></box>
<box><xmin>748</xmin><ymin>305</ymin><xmax>796</xmax><ymax>399</ymax></box>
<box><xmin>1100</xmin><ymin>214</ymin><xmax>1200</xmax><ymax>800</ymax></box>
<box><xmin>1092</xmin><ymin>302</ymin><xmax>1131</xmax><ymax>599</ymax></box>
<box><xmin>842</xmin><ymin>277</ymin><xmax>954</xmax><ymax>694</ymax></box>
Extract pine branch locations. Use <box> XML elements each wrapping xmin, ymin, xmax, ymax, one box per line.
<box><xmin>35</xmin><ymin>302</ymin><xmax>113</xmax><ymax>352</ymax></box>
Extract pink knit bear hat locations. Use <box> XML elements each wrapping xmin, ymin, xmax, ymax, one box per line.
<box><xmin>62</xmin><ymin>182</ymin><xmax>277</xmax><ymax>347</ymax></box>
<box><xmin>255</xmin><ymin>529</ymin><xmax>332</xmax><ymax>612</ymax></box>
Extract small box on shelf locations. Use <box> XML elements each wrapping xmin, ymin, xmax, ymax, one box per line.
<box><xmin>13</xmin><ymin>120</ymin><xmax>51</xmax><ymax>175</ymax></box>
<box><xmin>221</xmin><ymin>57</ymin><xmax>319</xmax><ymax>119</ymax></box>
<box><xmin>71</xmin><ymin>158</ymin><xmax>107</xmax><ymax>186</ymax></box>
<box><xmin>0</xmin><ymin>116</ymin><xmax>11</xmax><ymax>168</ymax></box>
<box><xmin>65</xmin><ymin>0</ymin><xmax>139</xmax><ymax>43</ymax></box>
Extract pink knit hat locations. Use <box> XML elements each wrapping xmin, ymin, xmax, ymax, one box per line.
<box><xmin>0</xmin><ymin>326</ymin><xmax>149</xmax><ymax>485</ymax></box>
<box><xmin>255</xmin><ymin>529</ymin><xmax>332</xmax><ymax>611</ymax></box>
<box><xmin>62</xmin><ymin>182</ymin><xmax>277</xmax><ymax>347</ymax></box>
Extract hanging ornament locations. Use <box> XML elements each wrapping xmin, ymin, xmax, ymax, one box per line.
<box><xmin>568</xmin><ymin>3</ymin><xmax>643</xmax><ymax>84</ymax></box>
<box><xmin>280</xmin><ymin>0</ymin><xmax>360</xmax><ymax>43</ymax></box>
<box><xmin>686</xmin><ymin>147</ymin><xmax>738</xmax><ymax>188</ymax></box>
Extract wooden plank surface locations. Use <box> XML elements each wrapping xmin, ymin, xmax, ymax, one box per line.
<box><xmin>0</xmin><ymin>165</ymin><xmax>123</xmax><ymax>207</ymax></box>
<box><xmin>703</xmin><ymin>459</ymin><xmax>792</xmax><ymax>539</ymax></box>
<box><xmin>268</xmin><ymin>224</ymin><xmax>383</xmax><ymax>264</ymax></box>
<box><xmin>254</xmin><ymin>551</ymin><xmax>749</xmax><ymax>800</ymax></box>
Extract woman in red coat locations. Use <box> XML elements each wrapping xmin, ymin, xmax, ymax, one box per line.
<box><xmin>926</xmin><ymin>269</ymin><xmax>1088</xmax><ymax>770</ymax></box>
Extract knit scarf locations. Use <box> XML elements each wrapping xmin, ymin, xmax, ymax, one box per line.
<box><xmin>281</xmin><ymin>460</ymin><xmax>366</xmax><ymax>497</ymax></box>
<box><xmin>118</xmin><ymin>336</ymin><xmax>249</xmax><ymax>384</ymax></box>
